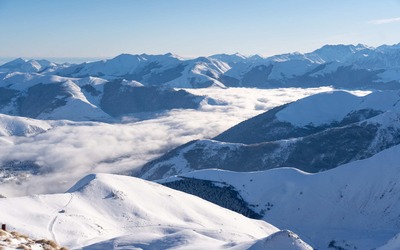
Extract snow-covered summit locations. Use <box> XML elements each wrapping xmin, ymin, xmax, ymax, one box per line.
<box><xmin>0</xmin><ymin>58</ymin><xmax>59</xmax><ymax>73</ymax></box>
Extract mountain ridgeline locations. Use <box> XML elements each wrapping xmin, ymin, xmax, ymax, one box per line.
<box><xmin>1</xmin><ymin>43</ymin><xmax>400</xmax><ymax>89</ymax></box>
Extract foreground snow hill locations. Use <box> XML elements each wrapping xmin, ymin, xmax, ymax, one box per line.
<box><xmin>139</xmin><ymin>90</ymin><xmax>400</xmax><ymax>180</ymax></box>
<box><xmin>0</xmin><ymin>173</ymin><xmax>312</xmax><ymax>249</ymax></box>
<box><xmin>160</xmin><ymin>143</ymin><xmax>400</xmax><ymax>250</ymax></box>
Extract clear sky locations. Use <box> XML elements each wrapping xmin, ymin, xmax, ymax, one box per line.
<box><xmin>1</xmin><ymin>0</ymin><xmax>400</xmax><ymax>59</ymax></box>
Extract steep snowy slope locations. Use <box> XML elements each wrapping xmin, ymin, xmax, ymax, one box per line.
<box><xmin>0</xmin><ymin>174</ymin><xmax>311</xmax><ymax>249</ymax></box>
<box><xmin>139</xmin><ymin>90</ymin><xmax>400</xmax><ymax>180</ymax></box>
<box><xmin>160</xmin><ymin>143</ymin><xmax>400</xmax><ymax>250</ymax></box>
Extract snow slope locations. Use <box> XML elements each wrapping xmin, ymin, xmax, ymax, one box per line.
<box><xmin>0</xmin><ymin>114</ymin><xmax>53</xmax><ymax>137</ymax></box>
<box><xmin>160</xmin><ymin>143</ymin><xmax>400</xmax><ymax>250</ymax></box>
<box><xmin>275</xmin><ymin>90</ymin><xmax>400</xmax><ymax>127</ymax></box>
<box><xmin>0</xmin><ymin>173</ymin><xmax>311</xmax><ymax>249</ymax></box>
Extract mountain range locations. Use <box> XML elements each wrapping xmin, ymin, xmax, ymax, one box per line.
<box><xmin>0</xmin><ymin>73</ymin><xmax>212</xmax><ymax>121</ymax></box>
<box><xmin>2</xmin><ymin>43</ymin><xmax>400</xmax><ymax>249</ymax></box>
<box><xmin>1</xmin><ymin>43</ymin><xmax>400</xmax><ymax>90</ymax></box>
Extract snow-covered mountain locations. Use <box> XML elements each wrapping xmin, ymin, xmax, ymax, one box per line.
<box><xmin>0</xmin><ymin>113</ymin><xmax>55</xmax><ymax>137</ymax></box>
<box><xmin>0</xmin><ymin>58</ymin><xmax>68</xmax><ymax>74</ymax></box>
<box><xmin>0</xmin><ymin>173</ymin><xmax>312</xmax><ymax>249</ymax></box>
<box><xmin>0</xmin><ymin>72</ymin><xmax>212</xmax><ymax>121</ymax></box>
<box><xmin>139</xmin><ymin>90</ymin><xmax>400</xmax><ymax>180</ymax></box>
<box><xmin>2</xmin><ymin>43</ymin><xmax>400</xmax><ymax>89</ymax></box>
<box><xmin>159</xmin><ymin>142</ymin><xmax>400</xmax><ymax>249</ymax></box>
<box><xmin>54</xmin><ymin>53</ymin><xmax>229</xmax><ymax>88</ymax></box>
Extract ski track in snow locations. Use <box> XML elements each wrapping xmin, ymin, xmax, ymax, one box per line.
<box><xmin>48</xmin><ymin>193</ymin><xmax>74</xmax><ymax>243</ymax></box>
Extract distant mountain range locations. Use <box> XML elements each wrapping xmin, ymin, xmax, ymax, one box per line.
<box><xmin>2</xmin><ymin>43</ymin><xmax>400</xmax><ymax>89</ymax></box>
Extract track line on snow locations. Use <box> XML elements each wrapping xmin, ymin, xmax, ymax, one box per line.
<box><xmin>47</xmin><ymin>193</ymin><xmax>74</xmax><ymax>244</ymax></box>
<box><xmin>48</xmin><ymin>216</ymin><xmax>58</xmax><ymax>243</ymax></box>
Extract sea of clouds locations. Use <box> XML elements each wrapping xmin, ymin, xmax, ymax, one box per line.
<box><xmin>0</xmin><ymin>87</ymin><xmax>366</xmax><ymax>197</ymax></box>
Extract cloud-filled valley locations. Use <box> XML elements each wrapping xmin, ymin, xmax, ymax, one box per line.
<box><xmin>0</xmin><ymin>87</ymin><xmax>337</xmax><ymax>197</ymax></box>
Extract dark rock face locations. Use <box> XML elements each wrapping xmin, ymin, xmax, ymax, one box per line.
<box><xmin>17</xmin><ymin>83</ymin><xmax>70</xmax><ymax>118</ymax></box>
<box><xmin>81</xmin><ymin>84</ymin><xmax>101</xmax><ymax>96</ymax></box>
<box><xmin>162</xmin><ymin>177</ymin><xmax>262</xmax><ymax>219</ymax></box>
<box><xmin>145</xmin><ymin>64</ymin><xmax>186</xmax><ymax>85</ymax></box>
<box><xmin>100</xmin><ymin>80</ymin><xmax>204</xmax><ymax>116</ymax></box>
<box><xmin>241</xmin><ymin>64</ymin><xmax>274</xmax><ymax>87</ymax></box>
<box><xmin>0</xmin><ymin>87</ymin><xmax>18</xmax><ymax>107</ymax></box>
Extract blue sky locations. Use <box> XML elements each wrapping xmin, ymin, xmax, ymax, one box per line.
<box><xmin>0</xmin><ymin>0</ymin><xmax>400</xmax><ymax>59</ymax></box>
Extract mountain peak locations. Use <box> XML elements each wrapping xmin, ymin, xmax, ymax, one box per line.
<box><xmin>0</xmin><ymin>57</ymin><xmax>26</xmax><ymax>67</ymax></box>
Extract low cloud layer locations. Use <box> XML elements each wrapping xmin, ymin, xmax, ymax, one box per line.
<box><xmin>1</xmin><ymin>87</ymin><xmax>354</xmax><ymax>197</ymax></box>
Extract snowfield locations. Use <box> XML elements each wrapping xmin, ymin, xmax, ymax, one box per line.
<box><xmin>0</xmin><ymin>173</ymin><xmax>312</xmax><ymax>249</ymax></box>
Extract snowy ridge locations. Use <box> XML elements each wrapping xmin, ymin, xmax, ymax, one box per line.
<box><xmin>0</xmin><ymin>58</ymin><xmax>64</xmax><ymax>74</ymax></box>
<box><xmin>161</xmin><ymin>143</ymin><xmax>400</xmax><ymax>249</ymax></box>
<box><xmin>275</xmin><ymin>90</ymin><xmax>400</xmax><ymax>127</ymax></box>
<box><xmin>0</xmin><ymin>173</ymin><xmax>313</xmax><ymax>249</ymax></box>
<box><xmin>2</xmin><ymin>43</ymin><xmax>400</xmax><ymax>89</ymax></box>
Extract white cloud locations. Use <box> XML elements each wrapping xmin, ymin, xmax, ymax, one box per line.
<box><xmin>369</xmin><ymin>17</ymin><xmax>400</xmax><ymax>25</ymax></box>
<box><xmin>0</xmin><ymin>87</ymin><xmax>342</xmax><ymax>197</ymax></box>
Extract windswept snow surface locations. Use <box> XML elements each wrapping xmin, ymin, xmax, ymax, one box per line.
<box><xmin>0</xmin><ymin>174</ymin><xmax>292</xmax><ymax>249</ymax></box>
<box><xmin>0</xmin><ymin>87</ymin><xmax>333</xmax><ymax>197</ymax></box>
<box><xmin>162</xmin><ymin>143</ymin><xmax>400</xmax><ymax>249</ymax></box>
